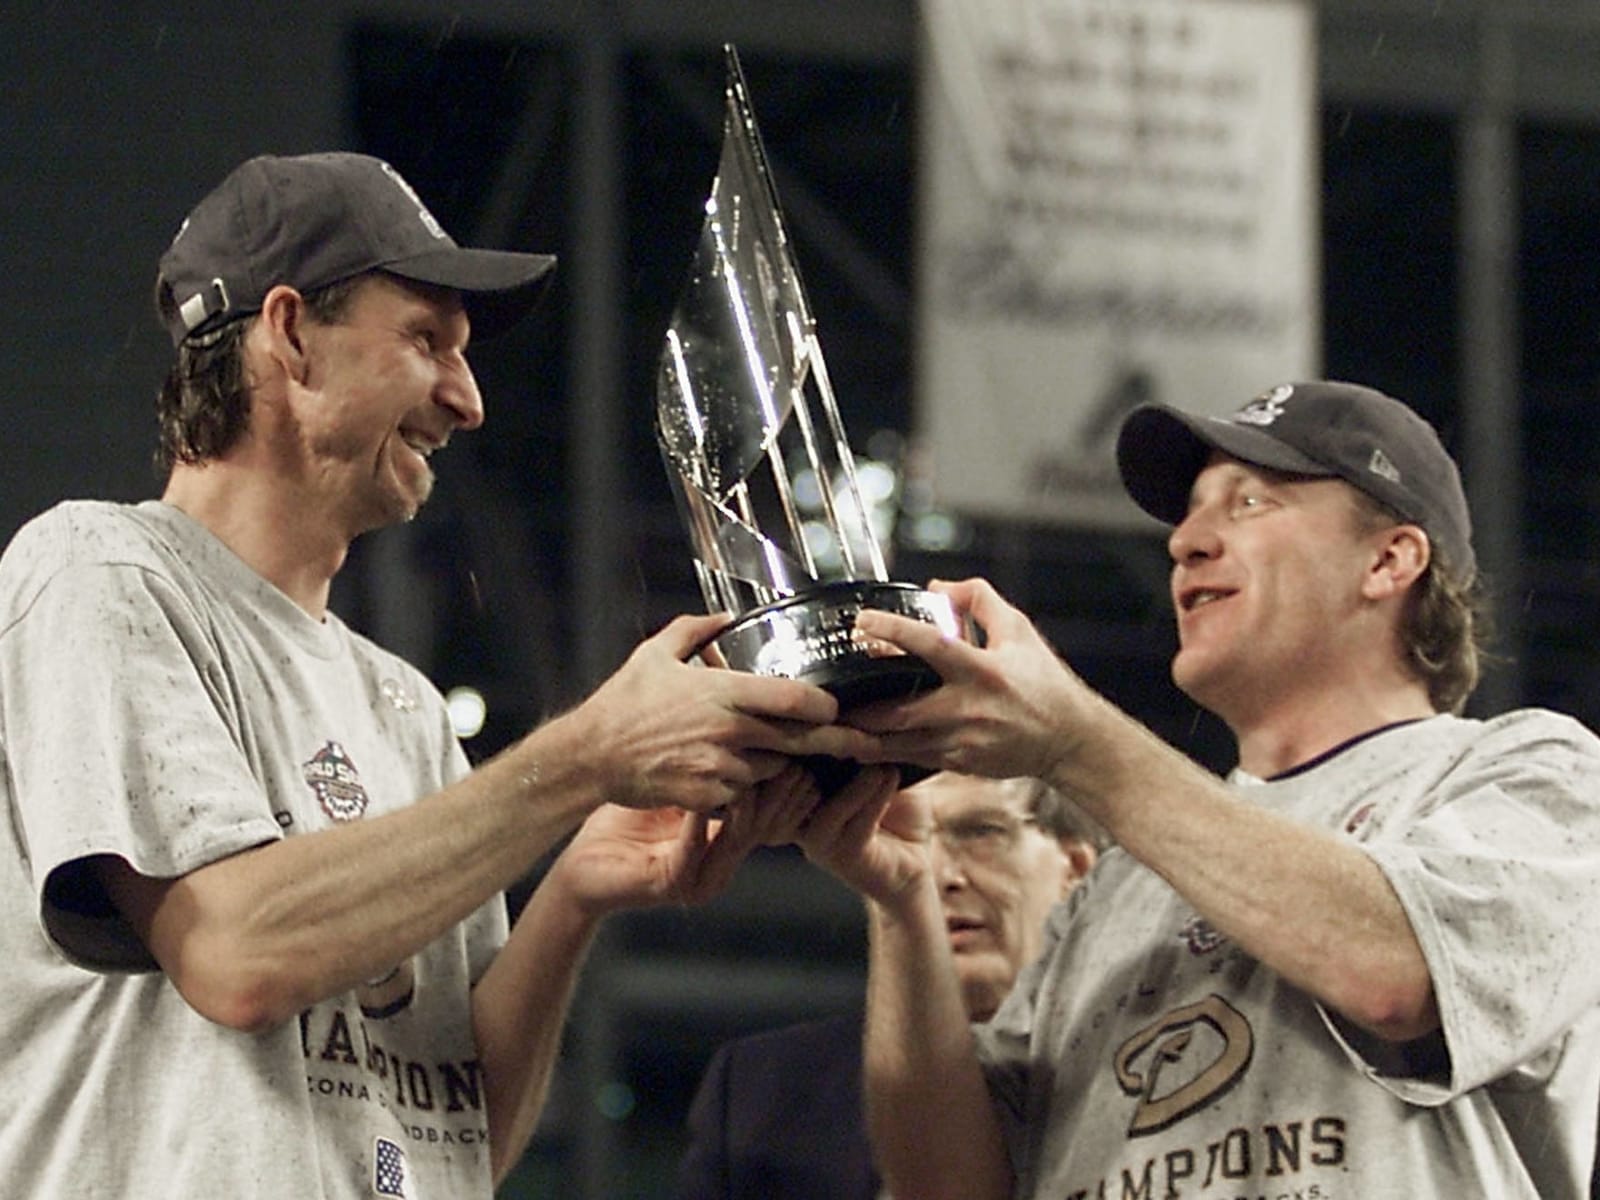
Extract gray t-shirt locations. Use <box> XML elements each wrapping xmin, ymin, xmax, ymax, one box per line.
<box><xmin>975</xmin><ymin>711</ymin><xmax>1600</xmax><ymax>1199</ymax></box>
<box><xmin>0</xmin><ymin>500</ymin><xmax>509</xmax><ymax>1199</ymax></box>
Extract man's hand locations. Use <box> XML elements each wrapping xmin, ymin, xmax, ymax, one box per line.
<box><xmin>548</xmin><ymin>764</ymin><xmax>823</xmax><ymax>916</ymax></box>
<box><xmin>556</xmin><ymin>613</ymin><xmax>880</xmax><ymax>814</ymax></box>
<box><xmin>792</xmin><ymin>766</ymin><xmax>930</xmax><ymax>909</ymax></box>
<box><xmin>848</xmin><ymin>578</ymin><xmax>1096</xmax><ymax>783</ymax></box>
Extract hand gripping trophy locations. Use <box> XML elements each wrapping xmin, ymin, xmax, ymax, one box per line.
<box><xmin>656</xmin><ymin>45</ymin><xmax>964</xmax><ymax>787</ymax></box>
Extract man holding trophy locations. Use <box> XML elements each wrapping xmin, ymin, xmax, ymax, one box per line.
<box><xmin>665</xmin><ymin>48</ymin><xmax>1600</xmax><ymax>1200</ymax></box>
<box><xmin>0</xmin><ymin>149</ymin><xmax>874</xmax><ymax>1199</ymax></box>
<box><xmin>792</xmin><ymin>388</ymin><xmax>1600</xmax><ymax>1198</ymax></box>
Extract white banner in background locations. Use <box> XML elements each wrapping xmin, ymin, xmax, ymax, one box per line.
<box><xmin>916</xmin><ymin>0</ymin><xmax>1318</xmax><ymax>529</ymax></box>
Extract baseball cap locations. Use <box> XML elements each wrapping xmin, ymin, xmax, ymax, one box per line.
<box><xmin>157</xmin><ymin>152</ymin><xmax>556</xmax><ymax>346</ymax></box>
<box><xmin>1116</xmin><ymin>380</ymin><xmax>1475</xmax><ymax>581</ymax></box>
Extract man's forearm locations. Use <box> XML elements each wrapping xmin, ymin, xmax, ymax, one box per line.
<box><xmin>863</xmin><ymin>880</ymin><xmax>1014</xmax><ymax>1200</ymax></box>
<box><xmin>1049</xmin><ymin>701</ymin><xmax>1438</xmax><ymax>1041</ymax></box>
<box><xmin>471</xmin><ymin>866</ymin><xmax>602</xmax><ymax>1184</ymax></box>
<box><xmin>103</xmin><ymin>717</ymin><xmax>603</xmax><ymax>1032</ymax></box>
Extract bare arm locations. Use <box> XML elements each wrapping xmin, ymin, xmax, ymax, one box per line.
<box><xmin>98</xmin><ymin>613</ymin><xmax>875</xmax><ymax>1033</ymax></box>
<box><xmin>97</xmin><ymin>740</ymin><xmax>587</xmax><ymax>1032</ymax></box>
<box><xmin>1062</xmin><ymin>700</ymin><xmax>1440</xmax><ymax>1036</ymax></box>
<box><xmin>1048</xmin><ymin>696</ymin><xmax>1437</xmax><ymax>1040</ymax></box>
<box><xmin>798</xmin><ymin>771</ymin><xmax>1014</xmax><ymax>1200</ymax></box>
<box><xmin>848</xmin><ymin>579</ymin><xmax>1437</xmax><ymax>1043</ymax></box>
<box><xmin>863</xmin><ymin>887</ymin><xmax>1014</xmax><ymax>1200</ymax></box>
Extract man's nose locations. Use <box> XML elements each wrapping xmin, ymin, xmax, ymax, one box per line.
<box><xmin>438</xmin><ymin>356</ymin><xmax>484</xmax><ymax>431</ymax></box>
<box><xmin>1168</xmin><ymin>505</ymin><xmax>1221</xmax><ymax>565</ymax></box>
<box><xmin>930</xmin><ymin>835</ymin><xmax>968</xmax><ymax>888</ymax></box>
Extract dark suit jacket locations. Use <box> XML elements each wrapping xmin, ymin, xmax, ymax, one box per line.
<box><xmin>675</xmin><ymin>1013</ymin><xmax>879</xmax><ymax>1200</ymax></box>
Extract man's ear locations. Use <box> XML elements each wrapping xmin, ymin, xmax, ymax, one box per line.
<box><xmin>256</xmin><ymin>284</ymin><xmax>312</xmax><ymax>382</ymax></box>
<box><xmin>1363</xmin><ymin>524</ymin><xmax>1430</xmax><ymax>601</ymax></box>
<box><xmin>1057</xmin><ymin>837</ymin><xmax>1097</xmax><ymax>895</ymax></box>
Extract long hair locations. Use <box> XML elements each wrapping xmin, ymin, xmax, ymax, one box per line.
<box><xmin>1023</xmin><ymin>778</ymin><xmax>1109</xmax><ymax>850</ymax></box>
<box><xmin>1349</xmin><ymin>491</ymin><xmax>1490</xmax><ymax>714</ymax></box>
<box><xmin>152</xmin><ymin>275</ymin><xmax>365</xmax><ymax>477</ymax></box>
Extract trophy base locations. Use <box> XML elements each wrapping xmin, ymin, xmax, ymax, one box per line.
<box><xmin>705</xmin><ymin>580</ymin><xmax>962</xmax><ymax>794</ymax></box>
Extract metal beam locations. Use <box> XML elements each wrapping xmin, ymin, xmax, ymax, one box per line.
<box><xmin>1456</xmin><ymin>16</ymin><xmax>1524</xmax><ymax>715</ymax></box>
<box><xmin>568</xmin><ymin>8</ymin><xmax>632</xmax><ymax>690</ymax></box>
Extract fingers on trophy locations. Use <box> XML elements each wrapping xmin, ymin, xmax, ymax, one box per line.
<box><xmin>655</xmin><ymin>45</ymin><xmax>966</xmax><ymax>793</ymax></box>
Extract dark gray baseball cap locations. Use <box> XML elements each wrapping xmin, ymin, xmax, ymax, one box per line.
<box><xmin>157</xmin><ymin>152</ymin><xmax>556</xmax><ymax>346</ymax></box>
<box><xmin>1116</xmin><ymin>380</ymin><xmax>1475</xmax><ymax>581</ymax></box>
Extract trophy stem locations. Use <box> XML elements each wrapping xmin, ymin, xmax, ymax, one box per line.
<box><xmin>728</xmin><ymin>477</ymin><xmax>806</xmax><ymax>596</ymax></box>
<box><xmin>760</xmin><ymin>423</ymin><xmax>820</xmax><ymax>580</ymax></box>
<box><xmin>705</xmin><ymin>212</ymin><xmax>822</xmax><ymax>583</ymax></box>
<box><xmin>803</xmin><ymin>329</ymin><xmax>890</xmax><ymax>582</ymax></box>
<box><xmin>781</xmin><ymin>363</ymin><xmax>847</xmax><ymax>574</ymax></box>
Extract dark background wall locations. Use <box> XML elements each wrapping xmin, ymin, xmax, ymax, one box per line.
<box><xmin>4</xmin><ymin>6</ymin><xmax>355</xmax><ymax>525</ymax></box>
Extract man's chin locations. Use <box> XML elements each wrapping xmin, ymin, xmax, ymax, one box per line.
<box><xmin>381</xmin><ymin>455</ymin><xmax>434</xmax><ymax>521</ymax></box>
<box><xmin>372</xmin><ymin>480</ymin><xmax>432</xmax><ymax>530</ymax></box>
<box><xmin>1171</xmin><ymin>652</ymin><xmax>1228</xmax><ymax>710</ymax></box>
<box><xmin>957</xmin><ymin>969</ymin><xmax>1008</xmax><ymax>1023</ymax></box>
<box><xmin>396</xmin><ymin>477</ymin><xmax>433</xmax><ymax>522</ymax></box>
<box><xmin>953</xmin><ymin>954</ymin><xmax>1007</xmax><ymax>988</ymax></box>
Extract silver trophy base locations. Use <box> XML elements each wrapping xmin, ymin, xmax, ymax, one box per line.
<box><xmin>705</xmin><ymin>580</ymin><xmax>963</xmax><ymax>791</ymax></box>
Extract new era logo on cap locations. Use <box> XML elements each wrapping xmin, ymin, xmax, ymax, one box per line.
<box><xmin>1368</xmin><ymin>447</ymin><xmax>1401</xmax><ymax>484</ymax></box>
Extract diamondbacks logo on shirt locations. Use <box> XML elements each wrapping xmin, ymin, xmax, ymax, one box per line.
<box><xmin>359</xmin><ymin>961</ymin><xmax>417</xmax><ymax>1020</ymax></box>
<box><xmin>303</xmin><ymin>741</ymin><xmax>370</xmax><ymax>822</ymax></box>
<box><xmin>1113</xmin><ymin>994</ymin><xmax>1254</xmax><ymax>1136</ymax></box>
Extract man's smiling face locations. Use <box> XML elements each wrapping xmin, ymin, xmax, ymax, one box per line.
<box><xmin>1166</xmin><ymin>453</ymin><xmax>1384</xmax><ymax>725</ymax></box>
<box><xmin>292</xmin><ymin>274</ymin><xmax>483</xmax><ymax>536</ymax></box>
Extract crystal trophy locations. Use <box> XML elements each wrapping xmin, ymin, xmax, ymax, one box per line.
<box><xmin>656</xmin><ymin>46</ymin><xmax>963</xmax><ymax>786</ymax></box>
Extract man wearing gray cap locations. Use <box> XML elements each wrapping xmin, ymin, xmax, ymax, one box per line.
<box><xmin>0</xmin><ymin>152</ymin><xmax>870</xmax><ymax>1198</ymax></box>
<box><xmin>800</xmin><ymin>381</ymin><xmax>1600</xmax><ymax>1198</ymax></box>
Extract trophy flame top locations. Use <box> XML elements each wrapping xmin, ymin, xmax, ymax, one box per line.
<box><xmin>656</xmin><ymin>45</ymin><xmax>890</xmax><ymax>618</ymax></box>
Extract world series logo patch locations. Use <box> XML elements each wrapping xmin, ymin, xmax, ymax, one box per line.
<box><xmin>1232</xmin><ymin>382</ymin><xmax>1293</xmax><ymax>427</ymax></box>
<box><xmin>303</xmin><ymin>741</ymin><xmax>370</xmax><ymax>822</ymax></box>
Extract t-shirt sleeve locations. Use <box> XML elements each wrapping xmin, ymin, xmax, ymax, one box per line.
<box><xmin>1</xmin><ymin>560</ymin><xmax>282</xmax><ymax>970</ymax></box>
<box><xmin>1334</xmin><ymin>711</ymin><xmax>1600</xmax><ymax>1102</ymax></box>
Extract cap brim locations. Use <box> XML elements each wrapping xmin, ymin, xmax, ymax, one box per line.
<box><xmin>1115</xmin><ymin>404</ymin><xmax>1333</xmax><ymax>525</ymax></box>
<box><xmin>385</xmin><ymin>246</ymin><xmax>558</xmax><ymax>339</ymax></box>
